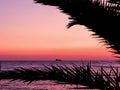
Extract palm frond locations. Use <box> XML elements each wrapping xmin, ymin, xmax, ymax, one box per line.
<box><xmin>34</xmin><ymin>0</ymin><xmax>120</xmax><ymax>57</ymax></box>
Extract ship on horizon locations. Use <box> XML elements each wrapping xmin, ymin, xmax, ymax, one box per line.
<box><xmin>55</xmin><ymin>59</ymin><xmax>62</xmax><ymax>61</ymax></box>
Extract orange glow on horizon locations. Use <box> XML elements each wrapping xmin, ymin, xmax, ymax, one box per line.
<box><xmin>0</xmin><ymin>0</ymin><xmax>118</xmax><ymax>60</ymax></box>
<box><xmin>0</xmin><ymin>47</ymin><xmax>117</xmax><ymax>60</ymax></box>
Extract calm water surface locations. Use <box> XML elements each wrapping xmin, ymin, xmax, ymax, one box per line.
<box><xmin>1</xmin><ymin>60</ymin><xmax>120</xmax><ymax>71</ymax></box>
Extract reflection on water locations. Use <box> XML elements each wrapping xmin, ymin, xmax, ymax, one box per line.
<box><xmin>0</xmin><ymin>80</ymin><xmax>99</xmax><ymax>90</ymax></box>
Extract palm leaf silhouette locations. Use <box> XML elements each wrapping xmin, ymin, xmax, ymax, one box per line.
<box><xmin>34</xmin><ymin>0</ymin><xmax>120</xmax><ymax>57</ymax></box>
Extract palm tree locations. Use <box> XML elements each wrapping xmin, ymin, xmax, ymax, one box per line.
<box><xmin>34</xmin><ymin>0</ymin><xmax>120</xmax><ymax>57</ymax></box>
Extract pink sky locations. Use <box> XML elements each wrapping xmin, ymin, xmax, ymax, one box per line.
<box><xmin>0</xmin><ymin>0</ymin><xmax>118</xmax><ymax>60</ymax></box>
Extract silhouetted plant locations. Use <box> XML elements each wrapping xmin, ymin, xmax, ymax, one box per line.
<box><xmin>34</xmin><ymin>0</ymin><xmax>120</xmax><ymax>57</ymax></box>
<box><xmin>1</xmin><ymin>64</ymin><xmax>120</xmax><ymax>89</ymax></box>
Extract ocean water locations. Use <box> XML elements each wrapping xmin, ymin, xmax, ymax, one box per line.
<box><xmin>0</xmin><ymin>60</ymin><xmax>120</xmax><ymax>90</ymax></box>
<box><xmin>0</xmin><ymin>60</ymin><xmax>120</xmax><ymax>71</ymax></box>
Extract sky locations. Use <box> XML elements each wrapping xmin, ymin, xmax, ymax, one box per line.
<box><xmin>0</xmin><ymin>0</ymin><xmax>118</xmax><ymax>60</ymax></box>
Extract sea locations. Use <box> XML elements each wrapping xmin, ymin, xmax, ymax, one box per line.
<box><xmin>0</xmin><ymin>60</ymin><xmax>120</xmax><ymax>90</ymax></box>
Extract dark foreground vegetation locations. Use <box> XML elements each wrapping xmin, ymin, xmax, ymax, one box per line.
<box><xmin>0</xmin><ymin>64</ymin><xmax>120</xmax><ymax>90</ymax></box>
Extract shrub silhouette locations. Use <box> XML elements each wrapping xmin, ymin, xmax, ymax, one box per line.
<box><xmin>1</xmin><ymin>64</ymin><xmax>120</xmax><ymax>89</ymax></box>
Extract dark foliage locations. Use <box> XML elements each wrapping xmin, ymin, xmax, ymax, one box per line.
<box><xmin>1</xmin><ymin>64</ymin><xmax>120</xmax><ymax>89</ymax></box>
<box><xmin>109</xmin><ymin>0</ymin><xmax>120</xmax><ymax>4</ymax></box>
<box><xmin>34</xmin><ymin>0</ymin><xmax>120</xmax><ymax>57</ymax></box>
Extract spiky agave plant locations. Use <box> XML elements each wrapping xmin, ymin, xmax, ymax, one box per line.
<box><xmin>33</xmin><ymin>0</ymin><xmax>120</xmax><ymax>57</ymax></box>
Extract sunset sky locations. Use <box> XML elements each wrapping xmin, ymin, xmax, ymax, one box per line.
<box><xmin>0</xmin><ymin>0</ymin><xmax>118</xmax><ymax>60</ymax></box>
